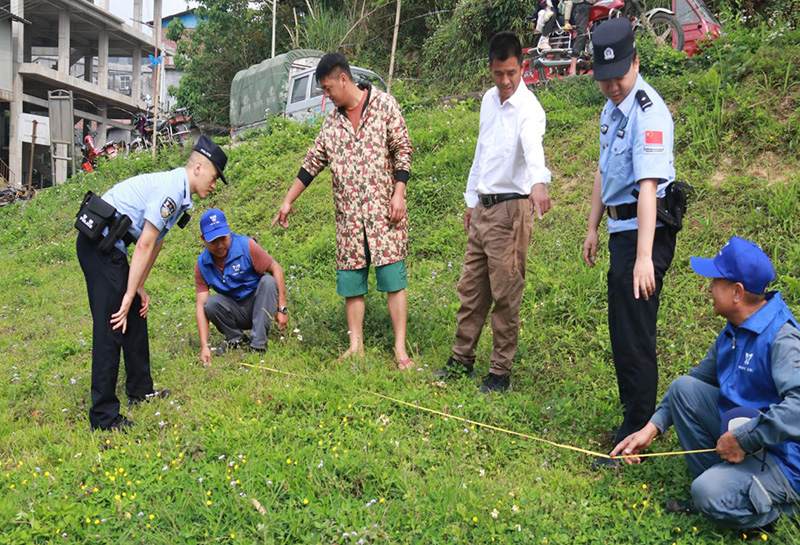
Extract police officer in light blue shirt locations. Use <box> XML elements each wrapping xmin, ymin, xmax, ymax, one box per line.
<box><xmin>103</xmin><ymin>167</ymin><xmax>195</xmax><ymax>255</ymax></box>
<box><xmin>582</xmin><ymin>18</ymin><xmax>678</xmax><ymax>466</ymax></box>
<box><xmin>76</xmin><ymin>135</ymin><xmax>227</xmax><ymax>431</ymax></box>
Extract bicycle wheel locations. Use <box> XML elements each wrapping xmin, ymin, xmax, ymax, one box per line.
<box><xmin>644</xmin><ymin>12</ymin><xmax>684</xmax><ymax>51</ymax></box>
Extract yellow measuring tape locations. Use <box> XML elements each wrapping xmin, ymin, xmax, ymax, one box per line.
<box><xmin>235</xmin><ymin>361</ymin><xmax>716</xmax><ymax>460</ymax></box>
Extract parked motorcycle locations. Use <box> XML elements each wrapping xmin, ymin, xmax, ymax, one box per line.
<box><xmin>129</xmin><ymin>107</ymin><xmax>193</xmax><ymax>152</ymax></box>
<box><xmin>523</xmin><ymin>0</ymin><xmax>686</xmax><ymax>84</ymax></box>
<box><xmin>81</xmin><ymin>134</ymin><xmax>124</xmax><ymax>173</ymax></box>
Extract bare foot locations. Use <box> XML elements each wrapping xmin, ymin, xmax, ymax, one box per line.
<box><xmin>338</xmin><ymin>346</ymin><xmax>364</xmax><ymax>362</ymax></box>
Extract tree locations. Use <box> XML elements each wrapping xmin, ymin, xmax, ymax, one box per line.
<box><xmin>171</xmin><ymin>1</ymin><xmax>273</xmax><ymax>126</ymax></box>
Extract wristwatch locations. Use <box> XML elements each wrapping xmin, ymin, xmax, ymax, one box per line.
<box><xmin>276</xmin><ymin>306</ymin><xmax>289</xmax><ymax>315</ymax></box>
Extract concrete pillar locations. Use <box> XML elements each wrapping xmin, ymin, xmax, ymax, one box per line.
<box><xmin>154</xmin><ymin>0</ymin><xmax>163</xmax><ymax>50</ymax></box>
<box><xmin>9</xmin><ymin>0</ymin><xmax>24</xmax><ymax>188</ymax></box>
<box><xmin>97</xmin><ymin>102</ymin><xmax>107</xmax><ymax>145</ymax></box>
<box><xmin>98</xmin><ymin>28</ymin><xmax>108</xmax><ymax>89</ymax></box>
<box><xmin>58</xmin><ymin>9</ymin><xmax>70</xmax><ymax>75</ymax></box>
<box><xmin>133</xmin><ymin>0</ymin><xmax>143</xmax><ymax>31</ymax></box>
<box><xmin>132</xmin><ymin>43</ymin><xmax>142</xmax><ymax>101</ymax></box>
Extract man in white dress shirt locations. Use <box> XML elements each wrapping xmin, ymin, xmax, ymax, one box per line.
<box><xmin>434</xmin><ymin>31</ymin><xmax>552</xmax><ymax>393</ymax></box>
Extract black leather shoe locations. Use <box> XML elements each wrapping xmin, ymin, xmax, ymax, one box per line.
<box><xmin>479</xmin><ymin>373</ymin><xmax>510</xmax><ymax>393</ymax></box>
<box><xmin>214</xmin><ymin>336</ymin><xmax>251</xmax><ymax>356</ymax></box>
<box><xmin>128</xmin><ymin>388</ymin><xmax>170</xmax><ymax>409</ymax></box>
<box><xmin>664</xmin><ymin>499</ymin><xmax>699</xmax><ymax>515</ymax></box>
<box><xmin>432</xmin><ymin>357</ymin><xmax>474</xmax><ymax>380</ymax></box>
<box><xmin>96</xmin><ymin>414</ymin><xmax>134</xmax><ymax>432</ymax></box>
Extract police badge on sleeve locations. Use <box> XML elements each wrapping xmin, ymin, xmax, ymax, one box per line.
<box><xmin>161</xmin><ymin>196</ymin><xmax>177</xmax><ymax>219</ymax></box>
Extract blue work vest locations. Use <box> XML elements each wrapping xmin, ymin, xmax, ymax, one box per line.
<box><xmin>716</xmin><ymin>292</ymin><xmax>800</xmax><ymax>488</ymax></box>
<box><xmin>197</xmin><ymin>234</ymin><xmax>261</xmax><ymax>301</ymax></box>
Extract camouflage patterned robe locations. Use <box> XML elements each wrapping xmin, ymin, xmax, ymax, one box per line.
<box><xmin>301</xmin><ymin>86</ymin><xmax>413</xmax><ymax>270</ymax></box>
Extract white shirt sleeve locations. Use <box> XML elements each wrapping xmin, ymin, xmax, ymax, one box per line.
<box><xmin>519</xmin><ymin>98</ymin><xmax>551</xmax><ymax>187</ymax></box>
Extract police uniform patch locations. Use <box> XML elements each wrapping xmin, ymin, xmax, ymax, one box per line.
<box><xmin>635</xmin><ymin>89</ymin><xmax>653</xmax><ymax>111</ymax></box>
<box><xmin>643</xmin><ymin>130</ymin><xmax>664</xmax><ymax>153</ymax></box>
<box><xmin>160</xmin><ymin>196</ymin><xmax>177</xmax><ymax>219</ymax></box>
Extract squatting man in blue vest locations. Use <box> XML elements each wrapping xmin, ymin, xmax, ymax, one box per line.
<box><xmin>611</xmin><ymin>237</ymin><xmax>800</xmax><ymax>529</ymax></box>
<box><xmin>195</xmin><ymin>209</ymin><xmax>289</xmax><ymax>365</ymax></box>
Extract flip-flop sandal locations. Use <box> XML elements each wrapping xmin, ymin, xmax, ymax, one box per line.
<box><xmin>397</xmin><ymin>357</ymin><xmax>415</xmax><ymax>371</ymax></box>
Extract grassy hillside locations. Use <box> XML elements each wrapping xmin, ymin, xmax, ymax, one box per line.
<box><xmin>1</xmin><ymin>28</ymin><xmax>799</xmax><ymax>543</ymax></box>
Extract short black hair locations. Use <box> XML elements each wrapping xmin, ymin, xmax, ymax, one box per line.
<box><xmin>489</xmin><ymin>31</ymin><xmax>522</xmax><ymax>65</ymax></box>
<box><xmin>315</xmin><ymin>53</ymin><xmax>353</xmax><ymax>82</ymax></box>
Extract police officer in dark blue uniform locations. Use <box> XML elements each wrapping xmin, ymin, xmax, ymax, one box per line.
<box><xmin>76</xmin><ymin>135</ymin><xmax>227</xmax><ymax>431</ymax></box>
<box><xmin>582</xmin><ymin>18</ymin><xmax>677</xmax><ymax>466</ymax></box>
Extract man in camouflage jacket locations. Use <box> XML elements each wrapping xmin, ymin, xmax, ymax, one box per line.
<box><xmin>273</xmin><ymin>53</ymin><xmax>414</xmax><ymax>368</ymax></box>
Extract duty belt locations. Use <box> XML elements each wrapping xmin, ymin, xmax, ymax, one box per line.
<box><xmin>607</xmin><ymin>197</ymin><xmax>668</xmax><ymax>221</ymax></box>
<box><xmin>478</xmin><ymin>193</ymin><xmax>529</xmax><ymax>207</ymax></box>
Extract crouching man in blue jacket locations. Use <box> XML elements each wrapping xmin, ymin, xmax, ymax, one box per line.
<box><xmin>611</xmin><ymin>237</ymin><xmax>800</xmax><ymax>529</ymax></box>
<box><xmin>195</xmin><ymin>209</ymin><xmax>289</xmax><ymax>365</ymax></box>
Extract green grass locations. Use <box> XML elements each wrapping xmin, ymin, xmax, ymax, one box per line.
<box><xmin>2</xmin><ymin>42</ymin><xmax>800</xmax><ymax>543</ymax></box>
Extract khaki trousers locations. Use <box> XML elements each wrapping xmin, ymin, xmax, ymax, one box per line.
<box><xmin>452</xmin><ymin>199</ymin><xmax>533</xmax><ymax>376</ymax></box>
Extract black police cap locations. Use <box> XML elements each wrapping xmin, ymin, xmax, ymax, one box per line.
<box><xmin>592</xmin><ymin>18</ymin><xmax>636</xmax><ymax>81</ymax></box>
<box><xmin>192</xmin><ymin>134</ymin><xmax>228</xmax><ymax>184</ymax></box>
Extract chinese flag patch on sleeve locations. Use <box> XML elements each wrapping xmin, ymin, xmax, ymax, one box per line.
<box><xmin>645</xmin><ymin>130</ymin><xmax>663</xmax><ymax>144</ymax></box>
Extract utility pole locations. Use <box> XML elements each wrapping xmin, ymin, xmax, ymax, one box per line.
<box><xmin>152</xmin><ymin>0</ymin><xmax>163</xmax><ymax>158</ymax></box>
<box><xmin>271</xmin><ymin>0</ymin><xmax>277</xmax><ymax>58</ymax></box>
<box><xmin>27</xmin><ymin>120</ymin><xmax>36</xmax><ymax>196</ymax></box>
<box><xmin>387</xmin><ymin>0</ymin><xmax>401</xmax><ymax>94</ymax></box>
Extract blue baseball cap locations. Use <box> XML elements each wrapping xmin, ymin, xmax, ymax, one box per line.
<box><xmin>690</xmin><ymin>237</ymin><xmax>775</xmax><ymax>293</ymax></box>
<box><xmin>200</xmin><ymin>209</ymin><xmax>230</xmax><ymax>241</ymax></box>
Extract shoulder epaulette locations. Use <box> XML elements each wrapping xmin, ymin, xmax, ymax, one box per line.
<box><xmin>636</xmin><ymin>89</ymin><xmax>653</xmax><ymax>112</ymax></box>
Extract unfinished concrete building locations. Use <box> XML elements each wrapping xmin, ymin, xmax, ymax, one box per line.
<box><xmin>2</xmin><ymin>0</ymin><xmax>165</xmax><ymax>187</ymax></box>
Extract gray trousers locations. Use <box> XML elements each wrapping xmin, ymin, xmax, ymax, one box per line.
<box><xmin>204</xmin><ymin>275</ymin><xmax>278</xmax><ymax>350</ymax></box>
<box><xmin>667</xmin><ymin>375</ymin><xmax>799</xmax><ymax>528</ymax></box>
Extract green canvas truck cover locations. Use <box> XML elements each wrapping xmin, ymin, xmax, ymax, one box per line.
<box><xmin>229</xmin><ymin>49</ymin><xmax>324</xmax><ymax>129</ymax></box>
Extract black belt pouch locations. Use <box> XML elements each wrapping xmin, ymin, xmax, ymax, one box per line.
<box><xmin>75</xmin><ymin>191</ymin><xmax>116</xmax><ymax>242</ymax></box>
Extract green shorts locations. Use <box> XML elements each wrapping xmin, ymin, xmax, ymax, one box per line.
<box><xmin>337</xmin><ymin>259</ymin><xmax>408</xmax><ymax>297</ymax></box>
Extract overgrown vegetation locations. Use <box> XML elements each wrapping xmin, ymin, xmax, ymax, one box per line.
<box><xmin>1</xmin><ymin>11</ymin><xmax>800</xmax><ymax>545</ymax></box>
<box><xmin>171</xmin><ymin>0</ymin><xmax>795</xmax><ymax>125</ymax></box>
